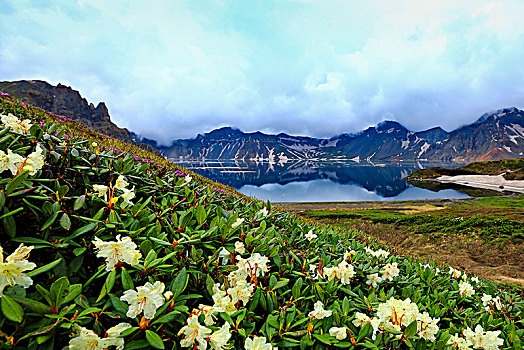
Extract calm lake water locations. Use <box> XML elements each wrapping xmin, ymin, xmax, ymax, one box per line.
<box><xmin>179</xmin><ymin>160</ymin><xmax>470</xmax><ymax>202</ymax></box>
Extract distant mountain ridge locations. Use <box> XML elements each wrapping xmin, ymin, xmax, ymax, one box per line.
<box><xmin>161</xmin><ymin>107</ymin><xmax>524</xmax><ymax>163</ymax></box>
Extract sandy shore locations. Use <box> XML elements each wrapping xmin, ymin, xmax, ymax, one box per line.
<box><xmin>436</xmin><ymin>174</ymin><xmax>524</xmax><ymax>193</ymax></box>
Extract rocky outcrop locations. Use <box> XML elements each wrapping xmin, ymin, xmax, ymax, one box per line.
<box><xmin>0</xmin><ymin>80</ymin><xmax>134</xmax><ymax>143</ymax></box>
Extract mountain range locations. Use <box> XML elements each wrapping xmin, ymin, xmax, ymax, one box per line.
<box><xmin>1</xmin><ymin>80</ymin><xmax>523</xmax><ymax>163</ymax></box>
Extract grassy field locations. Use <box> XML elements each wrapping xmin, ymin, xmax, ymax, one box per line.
<box><xmin>278</xmin><ymin>195</ymin><xmax>524</xmax><ymax>288</ymax></box>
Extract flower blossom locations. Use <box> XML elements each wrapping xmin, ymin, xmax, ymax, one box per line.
<box><xmin>463</xmin><ymin>325</ymin><xmax>504</xmax><ymax>350</ymax></box>
<box><xmin>121</xmin><ymin>281</ymin><xmax>165</xmax><ymax>319</ymax></box>
<box><xmin>208</xmin><ymin>322</ymin><xmax>231</xmax><ymax>350</ymax></box>
<box><xmin>0</xmin><ymin>145</ymin><xmax>45</xmax><ymax>176</ymax></box>
<box><xmin>178</xmin><ymin>314</ymin><xmax>212</xmax><ymax>350</ymax></box>
<box><xmin>308</xmin><ymin>301</ymin><xmax>332</xmax><ymax>319</ymax></box>
<box><xmin>458</xmin><ymin>281</ymin><xmax>475</xmax><ymax>298</ymax></box>
<box><xmin>305</xmin><ymin>230</ymin><xmax>317</xmax><ymax>241</ymax></box>
<box><xmin>92</xmin><ymin>235</ymin><xmax>141</xmax><ymax>271</ymax></box>
<box><xmin>232</xmin><ymin>217</ymin><xmax>244</xmax><ymax>228</ymax></box>
<box><xmin>1</xmin><ymin>113</ymin><xmax>32</xmax><ymax>134</ymax></box>
<box><xmin>0</xmin><ymin>244</ymin><xmax>37</xmax><ymax>295</ymax></box>
<box><xmin>380</xmin><ymin>262</ymin><xmax>400</xmax><ymax>281</ymax></box>
<box><xmin>329</xmin><ymin>327</ymin><xmax>347</xmax><ymax>340</ymax></box>
<box><xmin>68</xmin><ymin>323</ymin><xmax>131</xmax><ymax>350</ymax></box>
<box><xmin>234</xmin><ymin>241</ymin><xmax>246</xmax><ymax>254</ymax></box>
<box><xmin>244</xmin><ymin>336</ymin><xmax>275</xmax><ymax>350</ymax></box>
<box><xmin>366</xmin><ymin>273</ymin><xmax>383</xmax><ymax>288</ymax></box>
<box><xmin>257</xmin><ymin>207</ymin><xmax>269</xmax><ymax>217</ymax></box>
<box><xmin>323</xmin><ymin>261</ymin><xmax>355</xmax><ymax>285</ymax></box>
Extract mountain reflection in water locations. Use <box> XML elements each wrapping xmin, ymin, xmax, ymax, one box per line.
<box><xmin>178</xmin><ymin>160</ymin><xmax>470</xmax><ymax>202</ymax></box>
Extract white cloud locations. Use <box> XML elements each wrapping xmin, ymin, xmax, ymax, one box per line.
<box><xmin>0</xmin><ymin>0</ymin><xmax>523</xmax><ymax>144</ymax></box>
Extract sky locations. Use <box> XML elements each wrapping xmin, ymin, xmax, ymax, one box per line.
<box><xmin>1</xmin><ymin>0</ymin><xmax>524</xmax><ymax>145</ymax></box>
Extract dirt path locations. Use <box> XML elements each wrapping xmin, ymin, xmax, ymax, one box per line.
<box><xmin>275</xmin><ymin>199</ymin><xmax>524</xmax><ymax>288</ymax></box>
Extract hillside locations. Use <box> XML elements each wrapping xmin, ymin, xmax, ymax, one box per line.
<box><xmin>408</xmin><ymin>158</ymin><xmax>524</xmax><ymax>179</ymax></box>
<box><xmin>0</xmin><ymin>93</ymin><xmax>523</xmax><ymax>349</ymax></box>
<box><xmin>162</xmin><ymin>108</ymin><xmax>524</xmax><ymax>163</ymax></box>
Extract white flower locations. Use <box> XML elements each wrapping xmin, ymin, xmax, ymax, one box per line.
<box><xmin>23</xmin><ymin>144</ymin><xmax>45</xmax><ymax>175</ymax></box>
<box><xmin>449</xmin><ymin>267</ymin><xmax>462</xmax><ymax>279</ymax></box>
<box><xmin>447</xmin><ymin>334</ymin><xmax>472</xmax><ymax>350</ymax></box>
<box><xmin>92</xmin><ymin>235</ymin><xmax>141</xmax><ymax>271</ymax></box>
<box><xmin>120</xmin><ymin>187</ymin><xmax>135</xmax><ymax>205</ymax></box>
<box><xmin>121</xmin><ymin>281</ymin><xmax>165</xmax><ymax>319</ymax></box>
<box><xmin>91</xmin><ymin>142</ymin><xmax>98</xmax><ymax>147</ymax></box>
<box><xmin>197</xmin><ymin>304</ymin><xmax>224</xmax><ymax>326</ymax></box>
<box><xmin>0</xmin><ymin>244</ymin><xmax>37</xmax><ymax>296</ymax></box>
<box><xmin>464</xmin><ymin>325</ymin><xmax>504</xmax><ymax>350</ymax></box>
<box><xmin>93</xmin><ymin>184</ymin><xmax>109</xmax><ymax>200</ymax></box>
<box><xmin>308</xmin><ymin>301</ymin><xmax>332</xmax><ymax>319</ymax></box>
<box><xmin>235</xmin><ymin>241</ymin><xmax>246</xmax><ymax>254</ymax></box>
<box><xmin>305</xmin><ymin>230</ymin><xmax>317</xmax><ymax>241</ymax></box>
<box><xmin>257</xmin><ymin>207</ymin><xmax>269</xmax><ymax>217</ymax></box>
<box><xmin>343</xmin><ymin>250</ymin><xmax>356</xmax><ymax>261</ymax></box>
<box><xmin>209</xmin><ymin>322</ymin><xmax>231</xmax><ymax>350</ymax></box>
<box><xmin>323</xmin><ymin>261</ymin><xmax>355</xmax><ymax>285</ymax></box>
<box><xmin>380</xmin><ymin>262</ymin><xmax>400</xmax><ymax>281</ymax></box>
<box><xmin>68</xmin><ymin>323</ymin><xmax>131</xmax><ymax>350</ymax></box>
<box><xmin>1</xmin><ymin>113</ymin><xmax>32</xmax><ymax>134</ymax></box>
<box><xmin>227</xmin><ymin>280</ymin><xmax>254</xmax><ymax>306</ymax></box>
<box><xmin>218</xmin><ymin>247</ymin><xmax>231</xmax><ymax>265</ymax></box>
<box><xmin>232</xmin><ymin>217</ymin><xmax>244</xmax><ymax>228</ymax></box>
<box><xmin>471</xmin><ymin>276</ymin><xmax>479</xmax><ymax>283</ymax></box>
<box><xmin>114</xmin><ymin>175</ymin><xmax>129</xmax><ymax>191</ymax></box>
<box><xmin>365</xmin><ymin>247</ymin><xmax>390</xmax><ymax>259</ymax></box>
<box><xmin>178</xmin><ymin>314</ymin><xmax>212</xmax><ymax>350</ymax></box>
<box><xmin>366</xmin><ymin>273</ymin><xmax>383</xmax><ymax>288</ymax></box>
<box><xmin>416</xmin><ymin>312</ymin><xmax>439</xmax><ymax>342</ymax></box>
<box><xmin>329</xmin><ymin>326</ymin><xmax>347</xmax><ymax>340</ymax></box>
<box><xmin>352</xmin><ymin>312</ymin><xmax>381</xmax><ymax>340</ymax></box>
<box><xmin>458</xmin><ymin>281</ymin><xmax>475</xmax><ymax>298</ymax></box>
<box><xmin>184</xmin><ymin>175</ymin><xmax>192</xmax><ymax>183</ymax></box>
<box><xmin>0</xmin><ymin>146</ymin><xmax>44</xmax><ymax>176</ymax></box>
<box><xmin>244</xmin><ymin>336</ymin><xmax>275</xmax><ymax>350</ymax></box>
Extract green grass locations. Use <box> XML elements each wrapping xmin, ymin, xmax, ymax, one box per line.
<box><xmin>408</xmin><ymin>158</ymin><xmax>524</xmax><ymax>179</ymax></box>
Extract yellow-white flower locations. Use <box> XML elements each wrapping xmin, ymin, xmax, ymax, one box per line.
<box><xmin>234</xmin><ymin>241</ymin><xmax>246</xmax><ymax>254</ymax></box>
<box><xmin>232</xmin><ymin>217</ymin><xmax>244</xmax><ymax>228</ymax></box>
<box><xmin>244</xmin><ymin>336</ymin><xmax>275</xmax><ymax>350</ymax></box>
<box><xmin>93</xmin><ymin>184</ymin><xmax>109</xmax><ymax>200</ymax></box>
<box><xmin>0</xmin><ymin>145</ymin><xmax>45</xmax><ymax>176</ymax></box>
<box><xmin>218</xmin><ymin>247</ymin><xmax>231</xmax><ymax>265</ymax></box>
<box><xmin>449</xmin><ymin>267</ymin><xmax>462</xmax><ymax>279</ymax></box>
<box><xmin>447</xmin><ymin>334</ymin><xmax>472</xmax><ymax>350</ymax></box>
<box><xmin>1</xmin><ymin>113</ymin><xmax>32</xmax><ymax>134</ymax></box>
<box><xmin>209</xmin><ymin>322</ymin><xmax>231</xmax><ymax>350</ymax></box>
<box><xmin>257</xmin><ymin>207</ymin><xmax>269</xmax><ymax>217</ymax></box>
<box><xmin>178</xmin><ymin>314</ymin><xmax>212</xmax><ymax>350</ymax></box>
<box><xmin>305</xmin><ymin>230</ymin><xmax>317</xmax><ymax>241</ymax></box>
<box><xmin>0</xmin><ymin>244</ymin><xmax>36</xmax><ymax>296</ymax></box>
<box><xmin>121</xmin><ymin>281</ymin><xmax>165</xmax><ymax>319</ymax></box>
<box><xmin>197</xmin><ymin>304</ymin><xmax>225</xmax><ymax>326</ymax></box>
<box><xmin>366</xmin><ymin>273</ymin><xmax>383</xmax><ymax>288</ymax></box>
<box><xmin>68</xmin><ymin>323</ymin><xmax>131</xmax><ymax>350</ymax></box>
<box><xmin>329</xmin><ymin>326</ymin><xmax>347</xmax><ymax>340</ymax></box>
<box><xmin>114</xmin><ymin>175</ymin><xmax>129</xmax><ymax>190</ymax></box>
<box><xmin>184</xmin><ymin>175</ymin><xmax>192</xmax><ymax>183</ymax></box>
<box><xmin>380</xmin><ymin>262</ymin><xmax>400</xmax><ymax>281</ymax></box>
<box><xmin>227</xmin><ymin>279</ymin><xmax>254</xmax><ymax>306</ymax></box>
<box><xmin>464</xmin><ymin>325</ymin><xmax>504</xmax><ymax>350</ymax></box>
<box><xmin>416</xmin><ymin>312</ymin><xmax>440</xmax><ymax>342</ymax></box>
<box><xmin>120</xmin><ymin>187</ymin><xmax>135</xmax><ymax>205</ymax></box>
<box><xmin>458</xmin><ymin>281</ymin><xmax>475</xmax><ymax>298</ymax></box>
<box><xmin>92</xmin><ymin>235</ymin><xmax>141</xmax><ymax>271</ymax></box>
<box><xmin>308</xmin><ymin>301</ymin><xmax>332</xmax><ymax>319</ymax></box>
<box><xmin>237</xmin><ymin>253</ymin><xmax>270</xmax><ymax>277</ymax></box>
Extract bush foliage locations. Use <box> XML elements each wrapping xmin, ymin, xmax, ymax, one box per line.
<box><xmin>0</xmin><ymin>94</ymin><xmax>523</xmax><ymax>349</ymax></box>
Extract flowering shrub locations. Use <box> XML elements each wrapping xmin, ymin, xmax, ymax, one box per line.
<box><xmin>0</xmin><ymin>95</ymin><xmax>523</xmax><ymax>349</ymax></box>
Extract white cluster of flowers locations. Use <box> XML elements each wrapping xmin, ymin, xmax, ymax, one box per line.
<box><xmin>1</xmin><ymin>113</ymin><xmax>32</xmax><ymax>134</ymax></box>
<box><xmin>92</xmin><ymin>235</ymin><xmax>142</xmax><ymax>271</ymax></box>
<box><xmin>353</xmin><ymin>297</ymin><xmax>439</xmax><ymax>342</ymax></box>
<box><xmin>447</xmin><ymin>325</ymin><xmax>504</xmax><ymax>350</ymax></box>
<box><xmin>120</xmin><ymin>281</ymin><xmax>166</xmax><ymax>319</ymax></box>
<box><xmin>481</xmin><ymin>293</ymin><xmax>503</xmax><ymax>312</ymax></box>
<box><xmin>179</xmin><ymin>244</ymin><xmax>273</xmax><ymax>350</ymax></box>
<box><xmin>308</xmin><ymin>301</ymin><xmax>333</xmax><ymax>319</ymax></box>
<box><xmin>232</xmin><ymin>217</ymin><xmax>245</xmax><ymax>228</ymax></box>
<box><xmin>323</xmin><ymin>260</ymin><xmax>356</xmax><ymax>285</ymax></box>
<box><xmin>68</xmin><ymin>323</ymin><xmax>131</xmax><ymax>350</ymax></box>
<box><xmin>420</xmin><ymin>263</ymin><xmax>440</xmax><ymax>275</ymax></box>
<box><xmin>0</xmin><ymin>244</ymin><xmax>37</xmax><ymax>296</ymax></box>
<box><xmin>366</xmin><ymin>262</ymin><xmax>401</xmax><ymax>287</ymax></box>
<box><xmin>257</xmin><ymin>207</ymin><xmax>269</xmax><ymax>217</ymax></box>
<box><xmin>93</xmin><ymin>175</ymin><xmax>135</xmax><ymax>205</ymax></box>
<box><xmin>449</xmin><ymin>267</ymin><xmax>462</xmax><ymax>279</ymax></box>
<box><xmin>458</xmin><ymin>280</ymin><xmax>475</xmax><ymax>298</ymax></box>
<box><xmin>0</xmin><ymin>144</ymin><xmax>45</xmax><ymax>176</ymax></box>
<box><xmin>365</xmin><ymin>247</ymin><xmax>390</xmax><ymax>259</ymax></box>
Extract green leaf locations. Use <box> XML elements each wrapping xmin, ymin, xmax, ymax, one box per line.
<box><xmin>152</xmin><ymin>310</ymin><xmax>181</xmax><ymax>324</ymax></box>
<box><xmin>145</xmin><ymin>330</ymin><xmax>165</xmax><ymax>349</ymax></box>
<box><xmin>273</xmin><ymin>278</ymin><xmax>290</xmax><ymax>290</ymax></box>
<box><xmin>5</xmin><ymin>170</ymin><xmax>29</xmax><ymax>195</ymax></box>
<box><xmin>10</xmin><ymin>296</ymin><xmax>50</xmax><ymax>314</ymax></box>
<box><xmin>64</xmin><ymin>222</ymin><xmax>97</xmax><ymax>242</ymax></box>
<box><xmin>121</xmin><ymin>267</ymin><xmax>134</xmax><ymax>290</ymax></box>
<box><xmin>196</xmin><ymin>204</ymin><xmax>207</xmax><ymax>225</ymax></box>
<box><xmin>50</xmin><ymin>277</ymin><xmax>70</xmax><ymax>309</ymax></box>
<box><xmin>73</xmin><ymin>195</ymin><xmax>85</xmax><ymax>210</ymax></box>
<box><xmin>1</xmin><ymin>294</ymin><xmax>24</xmax><ymax>322</ymax></box>
<box><xmin>41</xmin><ymin>212</ymin><xmax>59</xmax><ymax>230</ymax></box>
<box><xmin>105</xmin><ymin>268</ymin><xmax>117</xmax><ymax>294</ymax></box>
<box><xmin>109</xmin><ymin>294</ymin><xmax>129</xmax><ymax>315</ymax></box>
<box><xmin>2</xmin><ymin>208</ymin><xmax>17</xmax><ymax>238</ymax></box>
<box><xmin>63</xmin><ymin>284</ymin><xmax>82</xmax><ymax>305</ymax></box>
<box><xmin>404</xmin><ymin>320</ymin><xmax>418</xmax><ymax>339</ymax></box>
<box><xmin>27</xmin><ymin>258</ymin><xmax>62</xmax><ymax>277</ymax></box>
<box><xmin>170</xmin><ymin>267</ymin><xmax>188</xmax><ymax>298</ymax></box>
<box><xmin>59</xmin><ymin>213</ymin><xmax>71</xmax><ymax>230</ymax></box>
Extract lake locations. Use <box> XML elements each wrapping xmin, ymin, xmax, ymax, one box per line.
<box><xmin>178</xmin><ymin>159</ymin><xmax>470</xmax><ymax>202</ymax></box>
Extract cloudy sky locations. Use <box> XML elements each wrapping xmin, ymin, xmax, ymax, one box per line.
<box><xmin>1</xmin><ymin>0</ymin><xmax>523</xmax><ymax>144</ymax></box>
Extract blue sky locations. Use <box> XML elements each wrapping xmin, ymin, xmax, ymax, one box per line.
<box><xmin>1</xmin><ymin>0</ymin><xmax>523</xmax><ymax>144</ymax></box>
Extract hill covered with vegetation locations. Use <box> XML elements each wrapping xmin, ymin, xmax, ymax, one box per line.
<box><xmin>408</xmin><ymin>159</ymin><xmax>524</xmax><ymax>180</ymax></box>
<box><xmin>0</xmin><ymin>92</ymin><xmax>523</xmax><ymax>349</ymax></box>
